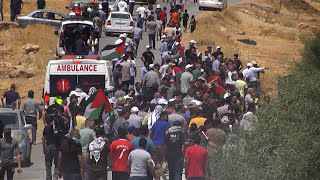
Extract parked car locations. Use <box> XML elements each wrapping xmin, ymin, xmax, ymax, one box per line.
<box><xmin>0</xmin><ymin>106</ymin><xmax>32</xmax><ymax>166</ymax></box>
<box><xmin>105</xmin><ymin>11</ymin><xmax>134</xmax><ymax>36</ymax></box>
<box><xmin>98</xmin><ymin>0</ymin><xmax>118</xmax><ymax>12</ymax></box>
<box><xmin>16</xmin><ymin>10</ymin><xmax>67</xmax><ymax>27</ymax></box>
<box><xmin>199</xmin><ymin>0</ymin><xmax>228</xmax><ymax>11</ymax></box>
<box><xmin>55</xmin><ymin>19</ymin><xmax>94</xmax><ymax>57</ymax></box>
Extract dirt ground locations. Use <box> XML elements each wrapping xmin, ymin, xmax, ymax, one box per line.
<box><xmin>1</xmin><ymin>0</ymin><xmax>320</xmax><ymax>142</ymax></box>
<box><xmin>182</xmin><ymin>0</ymin><xmax>320</xmax><ymax>98</ymax></box>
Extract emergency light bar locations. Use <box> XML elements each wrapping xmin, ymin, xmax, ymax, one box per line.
<box><xmin>62</xmin><ymin>55</ymin><xmax>101</xmax><ymax>60</ymax></box>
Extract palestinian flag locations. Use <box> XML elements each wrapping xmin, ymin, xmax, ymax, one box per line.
<box><xmin>214</xmin><ymin>83</ymin><xmax>228</xmax><ymax>95</ymax></box>
<box><xmin>100</xmin><ymin>42</ymin><xmax>125</xmax><ymax>61</ymax></box>
<box><xmin>83</xmin><ymin>89</ymin><xmax>112</xmax><ymax>121</ymax></box>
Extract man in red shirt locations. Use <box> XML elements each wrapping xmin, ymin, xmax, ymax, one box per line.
<box><xmin>159</xmin><ymin>7</ymin><xmax>167</xmax><ymax>29</ymax></box>
<box><xmin>185</xmin><ymin>134</ymin><xmax>211</xmax><ymax>180</ymax></box>
<box><xmin>110</xmin><ymin>127</ymin><xmax>133</xmax><ymax>180</ymax></box>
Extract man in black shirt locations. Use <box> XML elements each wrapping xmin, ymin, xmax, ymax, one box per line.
<box><xmin>212</xmin><ymin>46</ymin><xmax>224</xmax><ymax>60</ymax></box>
<box><xmin>141</xmin><ymin>45</ymin><xmax>154</xmax><ymax>64</ymax></box>
<box><xmin>43</xmin><ymin>117</ymin><xmax>59</xmax><ymax>180</ymax></box>
<box><xmin>57</xmin><ymin>129</ymin><xmax>85</xmax><ymax>179</ymax></box>
<box><xmin>165</xmin><ymin>121</ymin><xmax>185</xmax><ymax>180</ymax></box>
<box><xmin>10</xmin><ymin>0</ymin><xmax>22</xmax><ymax>22</ymax></box>
<box><xmin>1</xmin><ymin>84</ymin><xmax>21</xmax><ymax>108</ymax></box>
<box><xmin>233</xmin><ymin>53</ymin><xmax>243</xmax><ymax>72</ymax></box>
<box><xmin>182</xmin><ymin>9</ymin><xmax>189</xmax><ymax>32</ymax></box>
<box><xmin>113</xmin><ymin>64</ymin><xmax>123</xmax><ymax>91</ymax></box>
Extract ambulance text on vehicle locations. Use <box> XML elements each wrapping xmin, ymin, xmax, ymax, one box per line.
<box><xmin>43</xmin><ymin>56</ymin><xmax>113</xmax><ymax>109</ymax></box>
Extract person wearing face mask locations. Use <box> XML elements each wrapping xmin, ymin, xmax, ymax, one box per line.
<box><xmin>0</xmin><ymin>126</ymin><xmax>22</xmax><ymax>180</ymax></box>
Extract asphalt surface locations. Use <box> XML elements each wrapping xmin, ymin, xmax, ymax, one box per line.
<box><xmin>16</xmin><ymin>0</ymin><xmax>241</xmax><ymax>179</ymax></box>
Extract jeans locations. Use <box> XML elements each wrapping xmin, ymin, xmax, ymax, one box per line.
<box><xmin>168</xmin><ymin>156</ymin><xmax>184</xmax><ymax>180</ymax></box>
<box><xmin>0</xmin><ymin>166</ymin><xmax>14</xmax><ymax>180</ymax></box>
<box><xmin>134</xmin><ymin>38</ymin><xmax>140</xmax><ymax>57</ymax></box>
<box><xmin>63</xmin><ymin>173</ymin><xmax>82</xmax><ymax>180</ymax></box>
<box><xmin>129</xmin><ymin>2</ymin><xmax>135</xmax><ymax>15</ymax></box>
<box><xmin>45</xmin><ymin>144</ymin><xmax>58</xmax><ymax>180</ymax></box>
<box><xmin>25</xmin><ymin>116</ymin><xmax>37</xmax><ymax>143</ymax></box>
<box><xmin>130</xmin><ymin>177</ymin><xmax>148</xmax><ymax>180</ymax></box>
<box><xmin>148</xmin><ymin>34</ymin><xmax>156</xmax><ymax>49</ymax></box>
<box><xmin>87</xmin><ymin>169</ymin><xmax>107</xmax><ymax>180</ymax></box>
<box><xmin>112</xmin><ymin>171</ymin><xmax>129</xmax><ymax>180</ymax></box>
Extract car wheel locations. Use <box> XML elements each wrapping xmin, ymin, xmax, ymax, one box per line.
<box><xmin>105</xmin><ymin>32</ymin><xmax>110</xmax><ymax>36</ymax></box>
<box><xmin>199</xmin><ymin>6</ymin><xmax>202</xmax><ymax>10</ymax></box>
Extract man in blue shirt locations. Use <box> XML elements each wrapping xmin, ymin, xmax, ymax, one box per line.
<box><xmin>132</xmin><ymin>125</ymin><xmax>154</xmax><ymax>154</ymax></box>
<box><xmin>151</xmin><ymin>111</ymin><xmax>170</xmax><ymax>177</ymax></box>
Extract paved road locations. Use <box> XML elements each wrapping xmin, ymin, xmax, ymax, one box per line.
<box><xmin>16</xmin><ymin>0</ymin><xmax>241</xmax><ymax>179</ymax></box>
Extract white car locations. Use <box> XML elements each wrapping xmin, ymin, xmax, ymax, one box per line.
<box><xmin>199</xmin><ymin>0</ymin><xmax>228</xmax><ymax>11</ymax></box>
<box><xmin>55</xmin><ymin>19</ymin><xmax>94</xmax><ymax>57</ymax></box>
<box><xmin>105</xmin><ymin>11</ymin><xmax>134</xmax><ymax>36</ymax></box>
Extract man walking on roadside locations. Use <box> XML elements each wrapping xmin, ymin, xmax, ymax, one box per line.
<box><xmin>0</xmin><ymin>127</ymin><xmax>22</xmax><ymax>180</ymax></box>
<box><xmin>146</xmin><ymin>16</ymin><xmax>157</xmax><ymax>49</ymax></box>
<box><xmin>182</xmin><ymin>9</ymin><xmax>189</xmax><ymax>32</ymax></box>
<box><xmin>10</xmin><ymin>0</ymin><xmax>23</xmax><ymax>22</ymax></box>
<box><xmin>57</xmin><ymin>129</ymin><xmax>86</xmax><ymax>180</ymax></box>
<box><xmin>110</xmin><ymin>127</ymin><xmax>132</xmax><ymax>180</ymax></box>
<box><xmin>128</xmin><ymin>138</ymin><xmax>156</xmax><ymax>180</ymax></box>
<box><xmin>85</xmin><ymin>127</ymin><xmax>109</xmax><ymax>180</ymax></box>
<box><xmin>128</xmin><ymin>0</ymin><xmax>135</xmax><ymax>15</ymax></box>
<box><xmin>1</xmin><ymin>84</ymin><xmax>21</xmax><ymax>108</ymax></box>
<box><xmin>165</xmin><ymin>121</ymin><xmax>185</xmax><ymax>180</ymax></box>
<box><xmin>185</xmin><ymin>135</ymin><xmax>211</xmax><ymax>180</ymax></box>
<box><xmin>133</xmin><ymin>23</ymin><xmax>143</xmax><ymax>57</ymax></box>
<box><xmin>21</xmin><ymin>90</ymin><xmax>43</xmax><ymax>145</ymax></box>
<box><xmin>0</xmin><ymin>0</ymin><xmax>4</xmax><ymax>21</ymax></box>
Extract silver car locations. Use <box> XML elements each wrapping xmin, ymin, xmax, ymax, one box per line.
<box><xmin>16</xmin><ymin>10</ymin><xmax>67</xmax><ymax>27</ymax></box>
<box><xmin>0</xmin><ymin>106</ymin><xmax>33</xmax><ymax>166</ymax></box>
<box><xmin>105</xmin><ymin>11</ymin><xmax>134</xmax><ymax>36</ymax></box>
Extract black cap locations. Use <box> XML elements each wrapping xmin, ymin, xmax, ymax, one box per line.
<box><xmin>116</xmin><ymin>64</ymin><xmax>123</xmax><ymax>68</ymax></box>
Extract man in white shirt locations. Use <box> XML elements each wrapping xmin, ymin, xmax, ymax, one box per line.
<box><xmin>242</xmin><ymin>63</ymin><xmax>251</xmax><ymax>80</ymax></box>
<box><xmin>118</xmin><ymin>0</ymin><xmax>128</xmax><ymax>12</ymax></box>
<box><xmin>136</xmin><ymin>4</ymin><xmax>147</xmax><ymax>19</ymax></box>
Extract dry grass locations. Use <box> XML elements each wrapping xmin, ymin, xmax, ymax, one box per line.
<box><xmin>0</xmin><ymin>24</ymin><xmax>57</xmax><ymax>69</ymax></box>
<box><xmin>182</xmin><ymin>10</ymin><xmax>239</xmax><ymax>57</ymax></box>
<box><xmin>2</xmin><ymin>0</ymin><xmax>69</xmax><ymax>20</ymax></box>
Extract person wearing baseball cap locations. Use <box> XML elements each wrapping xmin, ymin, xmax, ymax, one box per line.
<box><xmin>242</xmin><ymin>62</ymin><xmax>252</xmax><ymax>79</ymax></box>
<box><xmin>212</xmin><ymin>45</ymin><xmax>224</xmax><ymax>59</ymax></box>
<box><xmin>141</xmin><ymin>45</ymin><xmax>155</xmax><ymax>64</ymax></box>
<box><xmin>142</xmin><ymin>61</ymin><xmax>160</xmax><ymax>102</ymax></box>
<box><xmin>180</xmin><ymin>64</ymin><xmax>194</xmax><ymax>97</ymax></box>
<box><xmin>128</xmin><ymin>107</ymin><xmax>143</xmax><ymax>129</ymax></box>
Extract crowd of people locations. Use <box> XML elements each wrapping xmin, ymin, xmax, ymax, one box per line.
<box><xmin>0</xmin><ymin>0</ymin><xmax>268</xmax><ymax>179</ymax></box>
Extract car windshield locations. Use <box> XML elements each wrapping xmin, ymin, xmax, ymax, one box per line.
<box><xmin>0</xmin><ymin>113</ymin><xmax>19</xmax><ymax>129</ymax></box>
<box><xmin>111</xmin><ymin>13</ymin><xmax>130</xmax><ymax>19</ymax></box>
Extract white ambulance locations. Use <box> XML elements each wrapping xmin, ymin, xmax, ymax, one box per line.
<box><xmin>43</xmin><ymin>55</ymin><xmax>114</xmax><ymax>109</ymax></box>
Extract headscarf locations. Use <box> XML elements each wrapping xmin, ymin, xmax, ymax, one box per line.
<box><xmin>148</xmin><ymin>105</ymin><xmax>164</xmax><ymax>129</ymax></box>
<box><xmin>88</xmin><ymin>137</ymin><xmax>106</xmax><ymax>164</ymax></box>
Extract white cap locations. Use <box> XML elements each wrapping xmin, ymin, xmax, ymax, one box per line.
<box><xmin>224</xmin><ymin>93</ymin><xmax>231</xmax><ymax>99</ymax></box>
<box><xmin>158</xmin><ymin>98</ymin><xmax>168</xmax><ymax>105</ymax></box>
<box><xmin>119</xmin><ymin>33</ymin><xmax>127</xmax><ymax>38</ymax></box>
<box><xmin>162</xmin><ymin>35</ymin><xmax>167</xmax><ymax>39</ymax></box>
<box><xmin>216</xmin><ymin>46</ymin><xmax>221</xmax><ymax>49</ymax></box>
<box><xmin>146</xmin><ymin>45</ymin><xmax>150</xmax><ymax>49</ymax></box>
<box><xmin>157</xmin><ymin>4</ymin><xmax>161</xmax><ymax>8</ymax></box>
<box><xmin>190</xmin><ymin>100</ymin><xmax>202</xmax><ymax>106</ymax></box>
<box><xmin>125</xmin><ymin>43</ymin><xmax>128</xmax><ymax>46</ymax></box>
<box><xmin>168</xmin><ymin>98</ymin><xmax>176</xmax><ymax>102</ymax></box>
<box><xmin>115</xmin><ymin>39</ymin><xmax>123</xmax><ymax>45</ymax></box>
<box><xmin>185</xmin><ymin>64</ymin><xmax>193</xmax><ymax>69</ymax></box>
<box><xmin>247</xmin><ymin>63</ymin><xmax>252</xmax><ymax>67</ymax></box>
<box><xmin>251</xmin><ymin>60</ymin><xmax>257</xmax><ymax>65</ymax></box>
<box><xmin>149</xmin><ymin>64</ymin><xmax>154</xmax><ymax>68</ymax></box>
<box><xmin>189</xmin><ymin>40</ymin><xmax>196</xmax><ymax>44</ymax></box>
<box><xmin>131</xmin><ymin>106</ymin><xmax>139</xmax><ymax>112</ymax></box>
